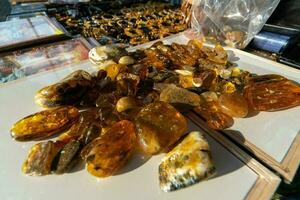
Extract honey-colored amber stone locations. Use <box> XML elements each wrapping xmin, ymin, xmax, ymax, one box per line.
<box><xmin>11</xmin><ymin>106</ymin><xmax>79</xmax><ymax>141</ymax></box>
<box><xmin>22</xmin><ymin>141</ymin><xmax>61</xmax><ymax>176</ymax></box>
<box><xmin>81</xmin><ymin>120</ymin><xmax>136</xmax><ymax>177</ymax></box>
<box><xmin>219</xmin><ymin>92</ymin><xmax>248</xmax><ymax>118</ymax></box>
<box><xmin>195</xmin><ymin>101</ymin><xmax>234</xmax><ymax>130</ymax></box>
<box><xmin>105</xmin><ymin>64</ymin><xmax>123</xmax><ymax>80</ymax></box>
<box><xmin>135</xmin><ymin>102</ymin><xmax>188</xmax><ymax>155</ymax></box>
<box><xmin>244</xmin><ymin>76</ymin><xmax>300</xmax><ymax>111</ymax></box>
<box><xmin>179</xmin><ymin>74</ymin><xmax>194</xmax><ymax>88</ymax></box>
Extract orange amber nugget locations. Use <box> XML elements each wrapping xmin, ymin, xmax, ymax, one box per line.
<box><xmin>81</xmin><ymin>120</ymin><xmax>136</xmax><ymax>177</ymax></box>
<box><xmin>244</xmin><ymin>75</ymin><xmax>300</xmax><ymax>111</ymax></box>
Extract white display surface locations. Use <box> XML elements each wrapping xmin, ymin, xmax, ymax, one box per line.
<box><xmin>0</xmin><ymin>61</ymin><xmax>261</xmax><ymax>200</ymax></box>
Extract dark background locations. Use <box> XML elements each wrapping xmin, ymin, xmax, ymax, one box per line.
<box><xmin>0</xmin><ymin>0</ymin><xmax>11</xmax><ymax>21</ymax></box>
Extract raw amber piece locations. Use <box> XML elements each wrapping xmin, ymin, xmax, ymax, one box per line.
<box><xmin>219</xmin><ymin>92</ymin><xmax>248</xmax><ymax>118</ymax></box>
<box><xmin>244</xmin><ymin>76</ymin><xmax>300</xmax><ymax>111</ymax></box>
<box><xmin>22</xmin><ymin>141</ymin><xmax>61</xmax><ymax>175</ymax></box>
<box><xmin>193</xmin><ymin>69</ymin><xmax>217</xmax><ymax>90</ymax></box>
<box><xmin>81</xmin><ymin>120</ymin><xmax>136</xmax><ymax>177</ymax></box>
<box><xmin>11</xmin><ymin>106</ymin><xmax>79</xmax><ymax>141</ymax></box>
<box><xmin>135</xmin><ymin>102</ymin><xmax>188</xmax><ymax>155</ymax></box>
<box><xmin>159</xmin><ymin>85</ymin><xmax>201</xmax><ymax>108</ymax></box>
<box><xmin>58</xmin><ymin>108</ymin><xmax>102</xmax><ymax>145</ymax></box>
<box><xmin>179</xmin><ymin>74</ymin><xmax>194</xmax><ymax>88</ymax></box>
<box><xmin>105</xmin><ymin>64</ymin><xmax>122</xmax><ymax>80</ymax></box>
<box><xmin>54</xmin><ymin>140</ymin><xmax>82</xmax><ymax>174</ymax></box>
<box><xmin>159</xmin><ymin>131</ymin><xmax>215</xmax><ymax>192</ymax></box>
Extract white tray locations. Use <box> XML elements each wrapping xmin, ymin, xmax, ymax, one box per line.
<box><xmin>0</xmin><ymin>61</ymin><xmax>279</xmax><ymax>200</ymax></box>
<box><xmin>135</xmin><ymin>31</ymin><xmax>300</xmax><ymax>182</ymax></box>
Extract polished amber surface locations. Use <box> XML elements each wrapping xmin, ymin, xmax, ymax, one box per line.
<box><xmin>11</xmin><ymin>106</ymin><xmax>79</xmax><ymax>141</ymax></box>
<box><xmin>135</xmin><ymin>102</ymin><xmax>188</xmax><ymax>155</ymax></box>
<box><xmin>244</xmin><ymin>75</ymin><xmax>300</xmax><ymax>111</ymax></box>
<box><xmin>219</xmin><ymin>92</ymin><xmax>248</xmax><ymax>118</ymax></box>
<box><xmin>195</xmin><ymin>101</ymin><xmax>234</xmax><ymax>130</ymax></box>
<box><xmin>81</xmin><ymin>120</ymin><xmax>136</xmax><ymax>177</ymax></box>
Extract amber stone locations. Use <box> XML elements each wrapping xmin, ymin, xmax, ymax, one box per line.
<box><xmin>81</xmin><ymin>120</ymin><xmax>136</xmax><ymax>177</ymax></box>
<box><xmin>193</xmin><ymin>69</ymin><xmax>217</xmax><ymax>90</ymax></box>
<box><xmin>22</xmin><ymin>141</ymin><xmax>61</xmax><ymax>175</ymax></box>
<box><xmin>159</xmin><ymin>85</ymin><xmax>201</xmax><ymax>108</ymax></box>
<box><xmin>105</xmin><ymin>64</ymin><xmax>124</xmax><ymax>80</ymax></box>
<box><xmin>54</xmin><ymin>140</ymin><xmax>82</xmax><ymax>174</ymax></box>
<box><xmin>218</xmin><ymin>92</ymin><xmax>248</xmax><ymax>118</ymax></box>
<box><xmin>58</xmin><ymin>108</ymin><xmax>102</xmax><ymax>145</ymax></box>
<box><xmin>35</xmin><ymin>70</ymin><xmax>93</xmax><ymax>108</ymax></box>
<box><xmin>179</xmin><ymin>74</ymin><xmax>194</xmax><ymax>88</ymax></box>
<box><xmin>195</xmin><ymin>101</ymin><xmax>234</xmax><ymax>130</ymax></box>
<box><xmin>135</xmin><ymin>102</ymin><xmax>188</xmax><ymax>155</ymax></box>
<box><xmin>11</xmin><ymin>106</ymin><xmax>79</xmax><ymax>141</ymax></box>
<box><xmin>244</xmin><ymin>76</ymin><xmax>300</xmax><ymax>111</ymax></box>
<box><xmin>159</xmin><ymin>131</ymin><xmax>215</xmax><ymax>192</ymax></box>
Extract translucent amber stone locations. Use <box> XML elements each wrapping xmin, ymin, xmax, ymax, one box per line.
<box><xmin>218</xmin><ymin>92</ymin><xmax>248</xmax><ymax>118</ymax></box>
<box><xmin>244</xmin><ymin>76</ymin><xmax>300</xmax><ymax>111</ymax></box>
<box><xmin>105</xmin><ymin>64</ymin><xmax>123</xmax><ymax>80</ymax></box>
<box><xmin>195</xmin><ymin>101</ymin><xmax>234</xmax><ymax>130</ymax></box>
<box><xmin>11</xmin><ymin>106</ymin><xmax>79</xmax><ymax>141</ymax></box>
<box><xmin>81</xmin><ymin>120</ymin><xmax>136</xmax><ymax>177</ymax></box>
<box><xmin>135</xmin><ymin>102</ymin><xmax>188</xmax><ymax>155</ymax></box>
<box><xmin>179</xmin><ymin>74</ymin><xmax>194</xmax><ymax>88</ymax></box>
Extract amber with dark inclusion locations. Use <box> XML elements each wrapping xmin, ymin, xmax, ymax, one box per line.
<box><xmin>11</xmin><ymin>106</ymin><xmax>79</xmax><ymax>141</ymax></box>
<box><xmin>81</xmin><ymin>120</ymin><xmax>136</xmax><ymax>177</ymax></box>
<box><xmin>135</xmin><ymin>101</ymin><xmax>188</xmax><ymax>155</ymax></box>
<box><xmin>35</xmin><ymin>70</ymin><xmax>93</xmax><ymax>108</ymax></box>
<box><xmin>244</xmin><ymin>75</ymin><xmax>300</xmax><ymax>111</ymax></box>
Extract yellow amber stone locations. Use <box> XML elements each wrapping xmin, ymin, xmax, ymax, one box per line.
<box><xmin>105</xmin><ymin>64</ymin><xmax>123</xmax><ymax>80</ymax></box>
<box><xmin>81</xmin><ymin>120</ymin><xmax>136</xmax><ymax>177</ymax></box>
<box><xmin>179</xmin><ymin>74</ymin><xmax>194</xmax><ymax>88</ymax></box>
<box><xmin>135</xmin><ymin>102</ymin><xmax>188</xmax><ymax>155</ymax></box>
<box><xmin>219</xmin><ymin>92</ymin><xmax>248</xmax><ymax>118</ymax></box>
<box><xmin>11</xmin><ymin>106</ymin><xmax>79</xmax><ymax>141</ymax></box>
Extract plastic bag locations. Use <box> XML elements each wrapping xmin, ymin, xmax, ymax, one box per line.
<box><xmin>187</xmin><ymin>0</ymin><xmax>280</xmax><ymax>49</ymax></box>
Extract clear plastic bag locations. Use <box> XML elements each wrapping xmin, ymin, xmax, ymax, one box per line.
<box><xmin>188</xmin><ymin>0</ymin><xmax>280</xmax><ymax>49</ymax></box>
